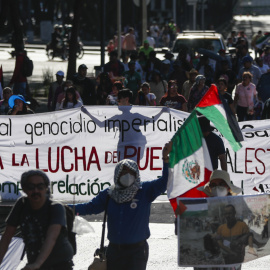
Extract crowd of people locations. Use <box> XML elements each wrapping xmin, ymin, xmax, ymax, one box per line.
<box><xmin>0</xmin><ymin>26</ymin><xmax>270</xmax><ymax>270</ymax></box>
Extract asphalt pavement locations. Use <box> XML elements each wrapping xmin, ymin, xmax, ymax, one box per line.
<box><xmin>15</xmin><ymin>221</ymin><xmax>270</xmax><ymax>270</ymax></box>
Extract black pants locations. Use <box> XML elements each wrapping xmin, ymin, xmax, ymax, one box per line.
<box><xmin>40</xmin><ymin>260</ymin><xmax>73</xmax><ymax>270</ymax></box>
<box><xmin>107</xmin><ymin>240</ymin><xmax>149</xmax><ymax>270</ymax></box>
<box><xmin>237</xmin><ymin>105</ymin><xmax>253</xmax><ymax>122</ymax></box>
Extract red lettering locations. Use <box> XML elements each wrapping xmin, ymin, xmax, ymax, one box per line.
<box><xmin>150</xmin><ymin>147</ymin><xmax>162</xmax><ymax>170</ymax></box>
<box><xmin>113</xmin><ymin>151</ymin><xmax>118</xmax><ymax>163</ymax></box>
<box><xmin>48</xmin><ymin>147</ymin><xmax>60</xmax><ymax>173</ymax></box>
<box><xmin>124</xmin><ymin>146</ymin><xmax>137</xmax><ymax>159</ymax></box>
<box><xmin>36</xmin><ymin>148</ymin><xmax>39</xmax><ymax>169</ymax></box>
<box><xmin>74</xmin><ymin>147</ymin><xmax>86</xmax><ymax>171</ymax></box>
<box><xmin>138</xmin><ymin>147</ymin><xmax>149</xmax><ymax>170</ymax></box>
<box><xmin>61</xmin><ymin>146</ymin><xmax>74</xmax><ymax>172</ymax></box>
<box><xmin>255</xmin><ymin>148</ymin><xmax>265</xmax><ymax>175</ymax></box>
<box><xmin>21</xmin><ymin>154</ymin><xmax>29</xmax><ymax>166</ymax></box>
<box><xmin>105</xmin><ymin>151</ymin><xmax>112</xmax><ymax>164</ymax></box>
<box><xmin>245</xmin><ymin>148</ymin><xmax>255</xmax><ymax>174</ymax></box>
<box><xmin>0</xmin><ymin>157</ymin><xmax>4</xmax><ymax>169</ymax></box>
<box><xmin>12</xmin><ymin>153</ymin><xmax>19</xmax><ymax>166</ymax></box>
<box><xmin>87</xmin><ymin>147</ymin><xmax>101</xmax><ymax>170</ymax></box>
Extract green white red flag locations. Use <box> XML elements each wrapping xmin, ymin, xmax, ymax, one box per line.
<box><xmin>167</xmin><ymin>111</ymin><xmax>212</xmax><ymax>211</ymax></box>
<box><xmin>196</xmin><ymin>84</ymin><xmax>243</xmax><ymax>152</ymax></box>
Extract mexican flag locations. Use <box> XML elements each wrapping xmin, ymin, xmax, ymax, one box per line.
<box><xmin>167</xmin><ymin>111</ymin><xmax>212</xmax><ymax>211</ymax></box>
<box><xmin>196</xmin><ymin>84</ymin><xmax>243</xmax><ymax>152</ymax></box>
<box><xmin>255</xmin><ymin>32</ymin><xmax>270</xmax><ymax>49</ymax></box>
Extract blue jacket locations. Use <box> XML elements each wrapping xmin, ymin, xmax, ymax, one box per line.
<box><xmin>71</xmin><ymin>162</ymin><xmax>168</xmax><ymax>244</ymax></box>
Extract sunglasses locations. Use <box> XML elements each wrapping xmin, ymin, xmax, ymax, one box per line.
<box><xmin>26</xmin><ymin>183</ymin><xmax>47</xmax><ymax>191</ymax></box>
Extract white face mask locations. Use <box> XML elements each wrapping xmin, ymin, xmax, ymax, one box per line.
<box><xmin>211</xmin><ymin>186</ymin><xmax>228</xmax><ymax>197</ymax></box>
<box><xmin>119</xmin><ymin>173</ymin><xmax>135</xmax><ymax>187</ymax></box>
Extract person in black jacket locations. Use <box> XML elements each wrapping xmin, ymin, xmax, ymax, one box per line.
<box><xmin>73</xmin><ymin>64</ymin><xmax>97</xmax><ymax>105</ymax></box>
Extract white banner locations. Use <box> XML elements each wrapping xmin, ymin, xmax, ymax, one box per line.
<box><xmin>0</xmin><ymin>106</ymin><xmax>269</xmax><ymax>202</ymax></box>
<box><xmin>0</xmin><ymin>106</ymin><xmax>187</xmax><ymax>201</ymax></box>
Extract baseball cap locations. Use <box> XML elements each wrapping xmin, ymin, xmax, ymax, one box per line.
<box><xmin>8</xmin><ymin>95</ymin><xmax>31</xmax><ymax>109</ymax></box>
<box><xmin>144</xmin><ymin>39</ymin><xmax>149</xmax><ymax>44</ymax></box>
<box><xmin>78</xmin><ymin>64</ymin><xmax>88</xmax><ymax>70</ymax></box>
<box><xmin>242</xmin><ymin>55</ymin><xmax>253</xmax><ymax>64</ymax></box>
<box><xmin>56</xmin><ymin>70</ymin><xmax>64</xmax><ymax>77</ymax></box>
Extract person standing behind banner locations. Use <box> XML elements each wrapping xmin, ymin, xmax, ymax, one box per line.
<box><xmin>198</xmin><ymin>116</ymin><xmax>227</xmax><ymax>171</ymax></box>
<box><xmin>8</xmin><ymin>94</ymin><xmax>34</xmax><ymax>115</ymax></box>
<box><xmin>68</xmin><ymin>142</ymin><xmax>172</xmax><ymax>270</ymax></box>
<box><xmin>0</xmin><ymin>170</ymin><xmax>74</xmax><ymax>270</ymax></box>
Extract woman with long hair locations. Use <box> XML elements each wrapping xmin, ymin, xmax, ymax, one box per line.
<box><xmin>159</xmin><ymin>80</ymin><xmax>187</xmax><ymax>111</ymax></box>
<box><xmin>59</xmin><ymin>86</ymin><xmax>82</xmax><ymax>110</ymax></box>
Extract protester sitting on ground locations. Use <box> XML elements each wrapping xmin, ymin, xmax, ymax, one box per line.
<box><xmin>0</xmin><ymin>87</ymin><xmax>13</xmax><ymax>115</ymax></box>
<box><xmin>160</xmin><ymin>80</ymin><xmax>187</xmax><ymax>111</ymax></box>
<box><xmin>106</xmin><ymin>81</ymin><xmax>123</xmax><ymax>105</ymax></box>
<box><xmin>217</xmin><ymin>76</ymin><xmax>235</xmax><ymax>114</ymax></box>
<box><xmin>149</xmin><ymin>69</ymin><xmax>168</xmax><ymax>106</ymax></box>
<box><xmin>59</xmin><ymin>86</ymin><xmax>83</xmax><ymax>110</ymax></box>
<box><xmin>234</xmin><ymin>71</ymin><xmax>257</xmax><ymax>122</ymax></box>
<box><xmin>135</xmin><ymin>82</ymin><xmax>156</xmax><ymax>106</ymax></box>
<box><xmin>68</xmin><ymin>142</ymin><xmax>172</xmax><ymax>270</ymax></box>
<box><xmin>8</xmin><ymin>95</ymin><xmax>34</xmax><ymax>115</ymax></box>
<box><xmin>187</xmin><ymin>75</ymin><xmax>209</xmax><ymax>112</ymax></box>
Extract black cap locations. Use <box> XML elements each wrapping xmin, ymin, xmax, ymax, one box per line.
<box><xmin>78</xmin><ymin>64</ymin><xmax>88</xmax><ymax>70</ymax></box>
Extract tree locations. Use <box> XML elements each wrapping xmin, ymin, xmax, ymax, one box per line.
<box><xmin>66</xmin><ymin>0</ymin><xmax>83</xmax><ymax>80</ymax></box>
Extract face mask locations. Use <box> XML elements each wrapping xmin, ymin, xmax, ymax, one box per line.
<box><xmin>119</xmin><ymin>173</ymin><xmax>135</xmax><ymax>187</ymax></box>
<box><xmin>211</xmin><ymin>186</ymin><xmax>228</xmax><ymax>197</ymax></box>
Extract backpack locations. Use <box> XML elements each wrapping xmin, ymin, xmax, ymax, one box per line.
<box><xmin>22</xmin><ymin>55</ymin><xmax>34</xmax><ymax>77</ymax></box>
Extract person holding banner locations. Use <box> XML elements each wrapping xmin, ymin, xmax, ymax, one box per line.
<box><xmin>196</xmin><ymin>170</ymin><xmax>263</xmax><ymax>270</ymax></box>
<box><xmin>69</xmin><ymin>141</ymin><xmax>172</xmax><ymax>270</ymax></box>
<box><xmin>0</xmin><ymin>170</ymin><xmax>74</xmax><ymax>270</ymax></box>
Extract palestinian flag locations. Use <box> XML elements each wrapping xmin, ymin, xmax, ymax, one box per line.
<box><xmin>196</xmin><ymin>84</ymin><xmax>243</xmax><ymax>152</ymax></box>
<box><xmin>255</xmin><ymin>32</ymin><xmax>270</xmax><ymax>49</ymax></box>
<box><xmin>0</xmin><ymin>65</ymin><xmax>3</xmax><ymax>99</ymax></box>
<box><xmin>167</xmin><ymin>111</ymin><xmax>212</xmax><ymax>211</ymax></box>
<box><xmin>178</xmin><ymin>198</ymin><xmax>208</xmax><ymax>217</ymax></box>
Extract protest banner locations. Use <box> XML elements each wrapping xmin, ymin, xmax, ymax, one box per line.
<box><xmin>0</xmin><ymin>106</ymin><xmax>270</xmax><ymax>202</ymax></box>
<box><xmin>177</xmin><ymin>194</ymin><xmax>270</xmax><ymax>268</ymax></box>
<box><xmin>0</xmin><ymin>106</ymin><xmax>187</xmax><ymax>201</ymax></box>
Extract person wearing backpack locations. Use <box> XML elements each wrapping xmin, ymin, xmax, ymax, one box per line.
<box><xmin>9</xmin><ymin>45</ymin><xmax>30</xmax><ymax>97</ymax></box>
<box><xmin>0</xmin><ymin>170</ymin><xmax>74</xmax><ymax>270</ymax></box>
